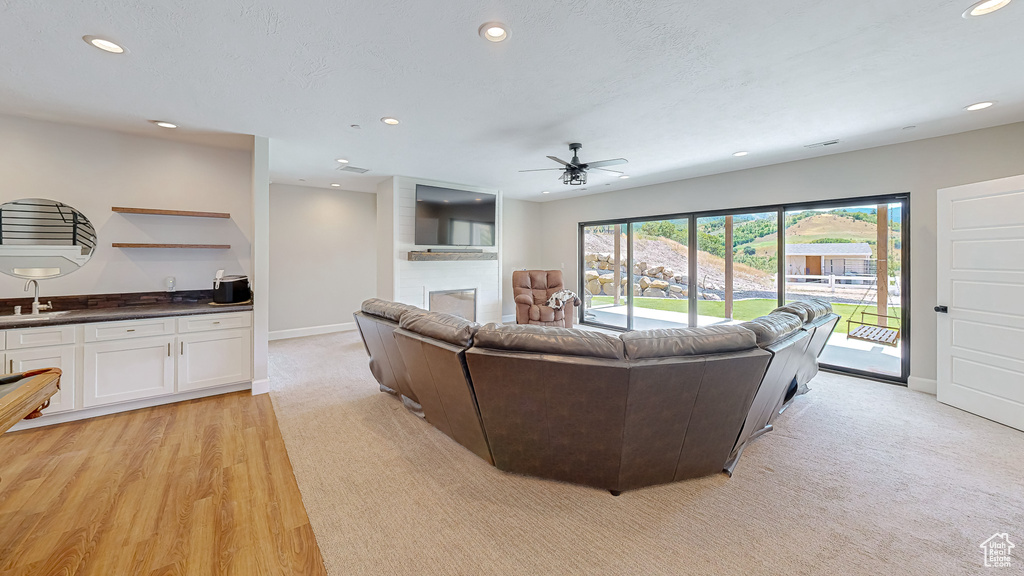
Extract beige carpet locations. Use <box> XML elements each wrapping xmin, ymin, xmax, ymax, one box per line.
<box><xmin>268</xmin><ymin>331</ymin><xmax>1024</xmax><ymax>575</ymax></box>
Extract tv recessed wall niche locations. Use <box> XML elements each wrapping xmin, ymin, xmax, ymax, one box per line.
<box><xmin>414</xmin><ymin>185</ymin><xmax>496</xmax><ymax>246</ymax></box>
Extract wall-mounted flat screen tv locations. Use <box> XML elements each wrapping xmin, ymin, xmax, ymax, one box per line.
<box><xmin>415</xmin><ymin>185</ymin><xmax>496</xmax><ymax>246</ymax></box>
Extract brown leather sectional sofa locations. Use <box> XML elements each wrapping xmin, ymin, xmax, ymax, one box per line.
<box><xmin>354</xmin><ymin>297</ymin><xmax>838</xmax><ymax>493</ymax></box>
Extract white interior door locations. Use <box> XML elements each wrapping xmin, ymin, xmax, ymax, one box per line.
<box><xmin>937</xmin><ymin>174</ymin><xmax>1024</xmax><ymax>431</ymax></box>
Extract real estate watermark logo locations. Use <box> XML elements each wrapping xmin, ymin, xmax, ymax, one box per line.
<box><xmin>980</xmin><ymin>533</ymin><xmax>1014</xmax><ymax>568</ymax></box>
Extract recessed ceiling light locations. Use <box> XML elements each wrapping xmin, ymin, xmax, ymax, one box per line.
<box><xmin>151</xmin><ymin>120</ymin><xmax>177</xmax><ymax>129</ymax></box>
<box><xmin>619</xmin><ymin>175</ymin><xmax>630</xmax><ymax>179</ymax></box>
<box><xmin>479</xmin><ymin>22</ymin><xmax>508</xmax><ymax>42</ymax></box>
<box><xmin>381</xmin><ymin>117</ymin><xmax>400</xmax><ymax>125</ymax></box>
<box><xmin>83</xmin><ymin>35</ymin><xmax>125</xmax><ymax>54</ymax></box>
<box><xmin>542</xmin><ymin>191</ymin><xmax>550</xmax><ymax>194</ymax></box>
<box><xmin>963</xmin><ymin>0</ymin><xmax>1012</xmax><ymax>17</ymax></box>
<box><xmin>902</xmin><ymin>125</ymin><xmax>917</xmax><ymax>130</ymax></box>
<box><xmin>965</xmin><ymin>101</ymin><xmax>995</xmax><ymax>111</ymax></box>
<box><xmin>336</xmin><ymin>158</ymin><xmax>349</xmax><ymax>164</ymax></box>
<box><xmin>733</xmin><ymin>151</ymin><xmax>749</xmax><ymax>157</ymax></box>
<box><xmin>350</xmin><ymin>124</ymin><xmax>361</xmax><ymax>129</ymax></box>
<box><xmin>331</xmin><ymin>183</ymin><xmax>341</xmax><ymax>187</ymax></box>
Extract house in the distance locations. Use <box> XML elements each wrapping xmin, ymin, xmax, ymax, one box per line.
<box><xmin>786</xmin><ymin>243</ymin><xmax>873</xmax><ymax>278</ymax></box>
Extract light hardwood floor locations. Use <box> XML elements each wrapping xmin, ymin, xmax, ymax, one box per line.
<box><xmin>0</xmin><ymin>391</ymin><xmax>327</xmax><ymax>576</ymax></box>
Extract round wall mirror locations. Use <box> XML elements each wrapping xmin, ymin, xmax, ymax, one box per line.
<box><xmin>0</xmin><ymin>198</ymin><xmax>97</xmax><ymax>279</ymax></box>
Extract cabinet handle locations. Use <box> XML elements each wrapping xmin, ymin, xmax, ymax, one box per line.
<box><xmin>8</xmin><ymin>359</ymin><xmax>12</xmax><ymax>372</ymax></box>
<box><xmin>213</xmin><ymin>321</ymin><xmax>221</xmax><ymax>325</ymax></box>
<box><xmin>127</xmin><ymin>329</ymin><xmax>135</xmax><ymax>332</ymax></box>
<box><xmin>167</xmin><ymin>343</ymin><xmax>171</xmax><ymax>357</ymax></box>
<box><xmin>180</xmin><ymin>342</ymin><xmax>184</xmax><ymax>355</ymax></box>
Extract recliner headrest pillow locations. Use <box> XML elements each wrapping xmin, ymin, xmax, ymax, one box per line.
<box><xmin>473</xmin><ymin>323</ymin><xmax>625</xmax><ymax>359</ymax></box>
<box><xmin>361</xmin><ymin>298</ymin><xmax>420</xmax><ymax>322</ymax></box>
<box><xmin>399</xmin><ymin>311</ymin><xmax>480</xmax><ymax>348</ymax></box>
<box><xmin>621</xmin><ymin>325</ymin><xmax>758</xmax><ymax>359</ymax></box>
<box><xmin>739</xmin><ymin>312</ymin><xmax>804</xmax><ymax>347</ymax></box>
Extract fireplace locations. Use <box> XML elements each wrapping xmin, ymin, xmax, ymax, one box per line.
<box><xmin>428</xmin><ymin>289</ymin><xmax>477</xmax><ymax>321</ymax></box>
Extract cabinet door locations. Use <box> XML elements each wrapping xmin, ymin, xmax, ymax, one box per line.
<box><xmin>177</xmin><ymin>329</ymin><xmax>252</xmax><ymax>392</ymax></box>
<box><xmin>7</xmin><ymin>345</ymin><xmax>76</xmax><ymax>414</ymax></box>
<box><xmin>83</xmin><ymin>336</ymin><xmax>175</xmax><ymax>407</ymax></box>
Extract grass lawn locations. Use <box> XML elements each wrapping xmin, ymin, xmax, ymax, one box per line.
<box><xmin>590</xmin><ymin>296</ymin><xmax>899</xmax><ymax>335</ymax></box>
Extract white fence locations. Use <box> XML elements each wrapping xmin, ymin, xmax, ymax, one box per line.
<box><xmin>785</xmin><ymin>274</ymin><xmax>899</xmax><ymax>294</ymax></box>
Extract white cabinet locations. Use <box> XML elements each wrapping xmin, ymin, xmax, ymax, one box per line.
<box><xmin>177</xmin><ymin>328</ymin><xmax>252</xmax><ymax>392</ymax></box>
<box><xmin>7</xmin><ymin>345</ymin><xmax>76</xmax><ymax>414</ymax></box>
<box><xmin>83</xmin><ymin>335</ymin><xmax>176</xmax><ymax>407</ymax></box>
<box><xmin>9</xmin><ymin>311</ymin><xmax>252</xmax><ymax>428</ymax></box>
<box><xmin>6</xmin><ymin>325</ymin><xmax>76</xmax><ymax>349</ymax></box>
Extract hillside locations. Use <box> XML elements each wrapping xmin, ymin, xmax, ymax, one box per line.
<box><xmin>746</xmin><ymin>213</ymin><xmax>898</xmax><ymax>257</ymax></box>
<box><xmin>585</xmin><ymin>233</ymin><xmax>775</xmax><ymax>291</ymax></box>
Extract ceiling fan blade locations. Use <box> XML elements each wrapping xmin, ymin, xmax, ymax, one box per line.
<box><xmin>594</xmin><ymin>167</ymin><xmax>624</xmax><ymax>174</ymax></box>
<box><xmin>519</xmin><ymin>168</ymin><xmax>565</xmax><ymax>172</ymax></box>
<box><xmin>546</xmin><ymin>156</ymin><xmax>572</xmax><ymax>167</ymax></box>
<box><xmin>585</xmin><ymin>158</ymin><xmax>628</xmax><ymax>169</ymax></box>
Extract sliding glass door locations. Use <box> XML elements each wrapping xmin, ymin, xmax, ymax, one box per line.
<box><xmin>695</xmin><ymin>212</ymin><xmax>779</xmax><ymax>326</ymax></box>
<box><xmin>626</xmin><ymin>218</ymin><xmax>689</xmax><ymax>329</ymax></box>
<box><xmin>578</xmin><ymin>194</ymin><xmax>910</xmax><ymax>383</ymax></box>
<box><xmin>580</xmin><ymin>223</ymin><xmax>629</xmax><ymax>329</ymax></box>
<box><xmin>784</xmin><ymin>201</ymin><xmax>906</xmax><ymax>379</ymax></box>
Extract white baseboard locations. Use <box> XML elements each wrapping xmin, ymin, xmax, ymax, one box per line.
<box><xmin>908</xmin><ymin>376</ymin><xmax>937</xmax><ymax>395</ymax></box>
<box><xmin>501</xmin><ymin>314</ymin><xmax>516</xmax><ymax>324</ymax></box>
<box><xmin>8</xmin><ymin>381</ymin><xmax>252</xmax><ymax>432</ymax></box>
<box><xmin>251</xmin><ymin>378</ymin><xmax>270</xmax><ymax>395</ymax></box>
<box><xmin>269</xmin><ymin>322</ymin><xmax>356</xmax><ymax>341</ymax></box>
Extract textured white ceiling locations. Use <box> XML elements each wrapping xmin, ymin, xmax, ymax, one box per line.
<box><xmin>1</xmin><ymin>0</ymin><xmax>1022</xmax><ymax>201</ymax></box>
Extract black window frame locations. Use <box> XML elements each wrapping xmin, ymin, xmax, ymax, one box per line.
<box><xmin>578</xmin><ymin>192</ymin><xmax>911</xmax><ymax>384</ymax></box>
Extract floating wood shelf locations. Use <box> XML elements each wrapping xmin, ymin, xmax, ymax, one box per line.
<box><xmin>112</xmin><ymin>243</ymin><xmax>231</xmax><ymax>249</ymax></box>
<box><xmin>407</xmin><ymin>251</ymin><xmax>497</xmax><ymax>261</ymax></box>
<box><xmin>112</xmin><ymin>207</ymin><xmax>231</xmax><ymax>219</ymax></box>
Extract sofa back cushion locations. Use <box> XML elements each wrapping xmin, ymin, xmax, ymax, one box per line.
<box><xmin>772</xmin><ymin>299</ymin><xmax>833</xmax><ymax>323</ymax></box>
<box><xmin>621</xmin><ymin>325</ymin><xmax>758</xmax><ymax>359</ymax></box>
<box><xmin>399</xmin><ymin>310</ymin><xmax>480</xmax><ymax>348</ymax></box>
<box><xmin>739</xmin><ymin>312</ymin><xmax>804</xmax><ymax>347</ymax></box>
<box><xmin>473</xmin><ymin>323</ymin><xmax>625</xmax><ymax>359</ymax></box>
<box><xmin>361</xmin><ymin>298</ymin><xmax>420</xmax><ymax>322</ymax></box>
<box><xmin>513</xmin><ymin>270</ymin><xmax>565</xmax><ymax>306</ymax></box>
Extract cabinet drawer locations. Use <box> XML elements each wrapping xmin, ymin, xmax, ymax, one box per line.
<box><xmin>6</xmin><ymin>325</ymin><xmax>77</xmax><ymax>350</ymax></box>
<box><xmin>0</xmin><ymin>331</ymin><xmax>5</xmax><ymax>351</ymax></box>
<box><xmin>177</xmin><ymin>312</ymin><xmax>252</xmax><ymax>333</ymax></box>
<box><xmin>84</xmin><ymin>318</ymin><xmax>176</xmax><ymax>343</ymax></box>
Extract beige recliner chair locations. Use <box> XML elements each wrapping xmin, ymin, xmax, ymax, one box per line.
<box><xmin>512</xmin><ymin>270</ymin><xmax>580</xmax><ymax>328</ymax></box>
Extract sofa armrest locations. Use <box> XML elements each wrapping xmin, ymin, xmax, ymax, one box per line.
<box><xmin>514</xmin><ymin>294</ymin><xmax>535</xmax><ymax>306</ymax></box>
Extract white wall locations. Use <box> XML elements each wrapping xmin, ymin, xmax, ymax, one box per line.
<box><xmin>501</xmin><ymin>198</ymin><xmax>544</xmax><ymax>319</ymax></box>
<box><xmin>268</xmin><ymin>183</ymin><xmax>376</xmax><ymax>337</ymax></box>
<box><xmin>539</xmin><ymin>121</ymin><xmax>1024</xmax><ymax>393</ymax></box>
<box><xmin>375</xmin><ymin>177</ymin><xmax>396</xmax><ymax>301</ymax></box>
<box><xmin>0</xmin><ymin>114</ymin><xmax>253</xmax><ymax>299</ymax></box>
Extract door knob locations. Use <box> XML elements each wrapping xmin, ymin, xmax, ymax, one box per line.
<box><xmin>934</xmin><ymin>305</ymin><xmax>948</xmax><ymax>313</ymax></box>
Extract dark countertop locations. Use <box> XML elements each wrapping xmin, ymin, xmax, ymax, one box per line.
<box><xmin>0</xmin><ymin>301</ymin><xmax>253</xmax><ymax>330</ymax></box>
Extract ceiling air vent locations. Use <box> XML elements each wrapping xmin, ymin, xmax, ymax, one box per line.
<box><xmin>804</xmin><ymin>139</ymin><xmax>840</xmax><ymax>149</ymax></box>
<box><xmin>337</xmin><ymin>165</ymin><xmax>370</xmax><ymax>174</ymax></box>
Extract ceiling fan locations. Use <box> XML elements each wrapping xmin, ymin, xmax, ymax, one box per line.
<box><xmin>520</xmin><ymin>143</ymin><xmax>627</xmax><ymax>185</ymax></box>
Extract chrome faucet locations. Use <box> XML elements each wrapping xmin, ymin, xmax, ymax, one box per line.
<box><xmin>24</xmin><ymin>280</ymin><xmax>52</xmax><ymax>315</ymax></box>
